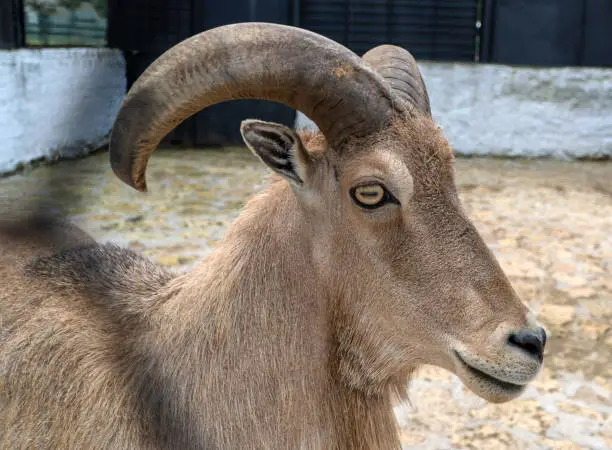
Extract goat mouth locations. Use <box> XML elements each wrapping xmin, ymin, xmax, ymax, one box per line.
<box><xmin>453</xmin><ymin>351</ymin><xmax>524</xmax><ymax>393</ymax></box>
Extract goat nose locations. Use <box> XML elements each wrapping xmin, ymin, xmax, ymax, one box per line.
<box><xmin>507</xmin><ymin>327</ymin><xmax>546</xmax><ymax>362</ymax></box>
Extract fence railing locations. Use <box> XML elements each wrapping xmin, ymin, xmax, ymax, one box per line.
<box><xmin>24</xmin><ymin>0</ymin><xmax>107</xmax><ymax>48</ymax></box>
<box><xmin>26</xmin><ymin>16</ymin><xmax>106</xmax><ymax>47</ymax></box>
<box><xmin>26</xmin><ymin>15</ymin><xmax>106</xmax><ymax>46</ymax></box>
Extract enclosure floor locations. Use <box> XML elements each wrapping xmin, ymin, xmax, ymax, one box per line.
<box><xmin>2</xmin><ymin>148</ymin><xmax>611</xmax><ymax>449</ymax></box>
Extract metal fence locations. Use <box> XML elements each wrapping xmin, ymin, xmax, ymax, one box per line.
<box><xmin>297</xmin><ymin>0</ymin><xmax>481</xmax><ymax>62</ymax></box>
<box><xmin>25</xmin><ymin>15</ymin><xmax>106</xmax><ymax>46</ymax></box>
<box><xmin>22</xmin><ymin>0</ymin><xmax>107</xmax><ymax>47</ymax></box>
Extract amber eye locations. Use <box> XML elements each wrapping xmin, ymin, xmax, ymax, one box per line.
<box><xmin>350</xmin><ymin>183</ymin><xmax>398</xmax><ymax>209</ymax></box>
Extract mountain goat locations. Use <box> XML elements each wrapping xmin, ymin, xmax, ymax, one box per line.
<box><xmin>0</xmin><ymin>22</ymin><xmax>546</xmax><ymax>449</ymax></box>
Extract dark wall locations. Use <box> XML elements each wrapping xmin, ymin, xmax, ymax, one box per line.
<box><xmin>485</xmin><ymin>0</ymin><xmax>612</xmax><ymax>67</ymax></box>
<box><xmin>192</xmin><ymin>0</ymin><xmax>295</xmax><ymax>146</ymax></box>
<box><xmin>108</xmin><ymin>0</ymin><xmax>295</xmax><ymax>147</ymax></box>
<box><xmin>582</xmin><ymin>0</ymin><xmax>612</xmax><ymax>67</ymax></box>
<box><xmin>298</xmin><ymin>0</ymin><xmax>479</xmax><ymax>62</ymax></box>
<box><xmin>0</xmin><ymin>0</ymin><xmax>24</xmax><ymax>49</ymax></box>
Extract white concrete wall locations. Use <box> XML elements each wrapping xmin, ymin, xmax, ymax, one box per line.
<box><xmin>1</xmin><ymin>53</ymin><xmax>609</xmax><ymax>172</ymax></box>
<box><xmin>0</xmin><ymin>48</ymin><xmax>126</xmax><ymax>174</ymax></box>
<box><xmin>296</xmin><ymin>62</ymin><xmax>612</xmax><ymax>159</ymax></box>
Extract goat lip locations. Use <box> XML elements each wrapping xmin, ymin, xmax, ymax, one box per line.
<box><xmin>453</xmin><ymin>351</ymin><xmax>525</xmax><ymax>392</ymax></box>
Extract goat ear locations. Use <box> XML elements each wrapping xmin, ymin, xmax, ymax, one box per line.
<box><xmin>240</xmin><ymin>119</ymin><xmax>311</xmax><ymax>186</ymax></box>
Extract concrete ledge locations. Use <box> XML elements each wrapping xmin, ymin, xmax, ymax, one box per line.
<box><xmin>0</xmin><ymin>48</ymin><xmax>126</xmax><ymax>174</ymax></box>
<box><xmin>296</xmin><ymin>62</ymin><xmax>612</xmax><ymax>159</ymax></box>
<box><xmin>2</xmin><ymin>53</ymin><xmax>609</xmax><ymax>172</ymax></box>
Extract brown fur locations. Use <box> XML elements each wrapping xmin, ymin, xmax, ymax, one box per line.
<box><xmin>1</xmin><ymin>116</ymin><xmax>541</xmax><ymax>449</ymax></box>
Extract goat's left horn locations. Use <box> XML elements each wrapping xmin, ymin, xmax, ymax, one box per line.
<box><xmin>109</xmin><ymin>23</ymin><xmax>400</xmax><ymax>192</ymax></box>
<box><xmin>362</xmin><ymin>45</ymin><xmax>432</xmax><ymax>117</ymax></box>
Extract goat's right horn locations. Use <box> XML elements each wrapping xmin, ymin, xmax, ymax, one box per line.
<box><xmin>110</xmin><ymin>22</ymin><xmax>401</xmax><ymax>192</ymax></box>
<box><xmin>362</xmin><ymin>45</ymin><xmax>432</xmax><ymax>117</ymax></box>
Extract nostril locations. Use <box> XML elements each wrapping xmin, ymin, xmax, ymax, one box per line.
<box><xmin>508</xmin><ymin>328</ymin><xmax>545</xmax><ymax>361</ymax></box>
<box><xmin>539</xmin><ymin>327</ymin><xmax>547</xmax><ymax>348</ymax></box>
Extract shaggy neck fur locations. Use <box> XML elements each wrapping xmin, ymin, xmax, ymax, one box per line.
<box><xmin>145</xmin><ymin>180</ymin><xmax>401</xmax><ymax>449</ymax></box>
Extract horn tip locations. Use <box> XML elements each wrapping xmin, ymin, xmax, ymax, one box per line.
<box><xmin>109</xmin><ymin>162</ymin><xmax>148</xmax><ymax>193</ymax></box>
<box><xmin>130</xmin><ymin>175</ymin><xmax>148</xmax><ymax>192</ymax></box>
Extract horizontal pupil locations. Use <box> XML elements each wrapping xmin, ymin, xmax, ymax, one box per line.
<box><xmin>359</xmin><ymin>191</ymin><xmax>380</xmax><ymax>198</ymax></box>
<box><xmin>357</xmin><ymin>187</ymin><xmax>384</xmax><ymax>205</ymax></box>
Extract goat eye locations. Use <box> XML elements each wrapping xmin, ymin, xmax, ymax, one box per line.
<box><xmin>350</xmin><ymin>183</ymin><xmax>396</xmax><ymax>209</ymax></box>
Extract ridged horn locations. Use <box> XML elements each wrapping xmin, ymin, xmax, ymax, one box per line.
<box><xmin>362</xmin><ymin>45</ymin><xmax>431</xmax><ymax>117</ymax></box>
<box><xmin>109</xmin><ymin>22</ymin><xmax>400</xmax><ymax>192</ymax></box>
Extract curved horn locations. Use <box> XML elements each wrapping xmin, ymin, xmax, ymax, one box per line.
<box><xmin>361</xmin><ymin>45</ymin><xmax>431</xmax><ymax>117</ymax></box>
<box><xmin>110</xmin><ymin>22</ymin><xmax>399</xmax><ymax>192</ymax></box>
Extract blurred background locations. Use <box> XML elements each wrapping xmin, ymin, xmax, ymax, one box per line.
<box><xmin>1</xmin><ymin>1</ymin><xmax>611</xmax><ymax>449</ymax></box>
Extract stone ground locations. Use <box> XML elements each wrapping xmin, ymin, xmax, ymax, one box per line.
<box><xmin>1</xmin><ymin>148</ymin><xmax>610</xmax><ymax>449</ymax></box>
